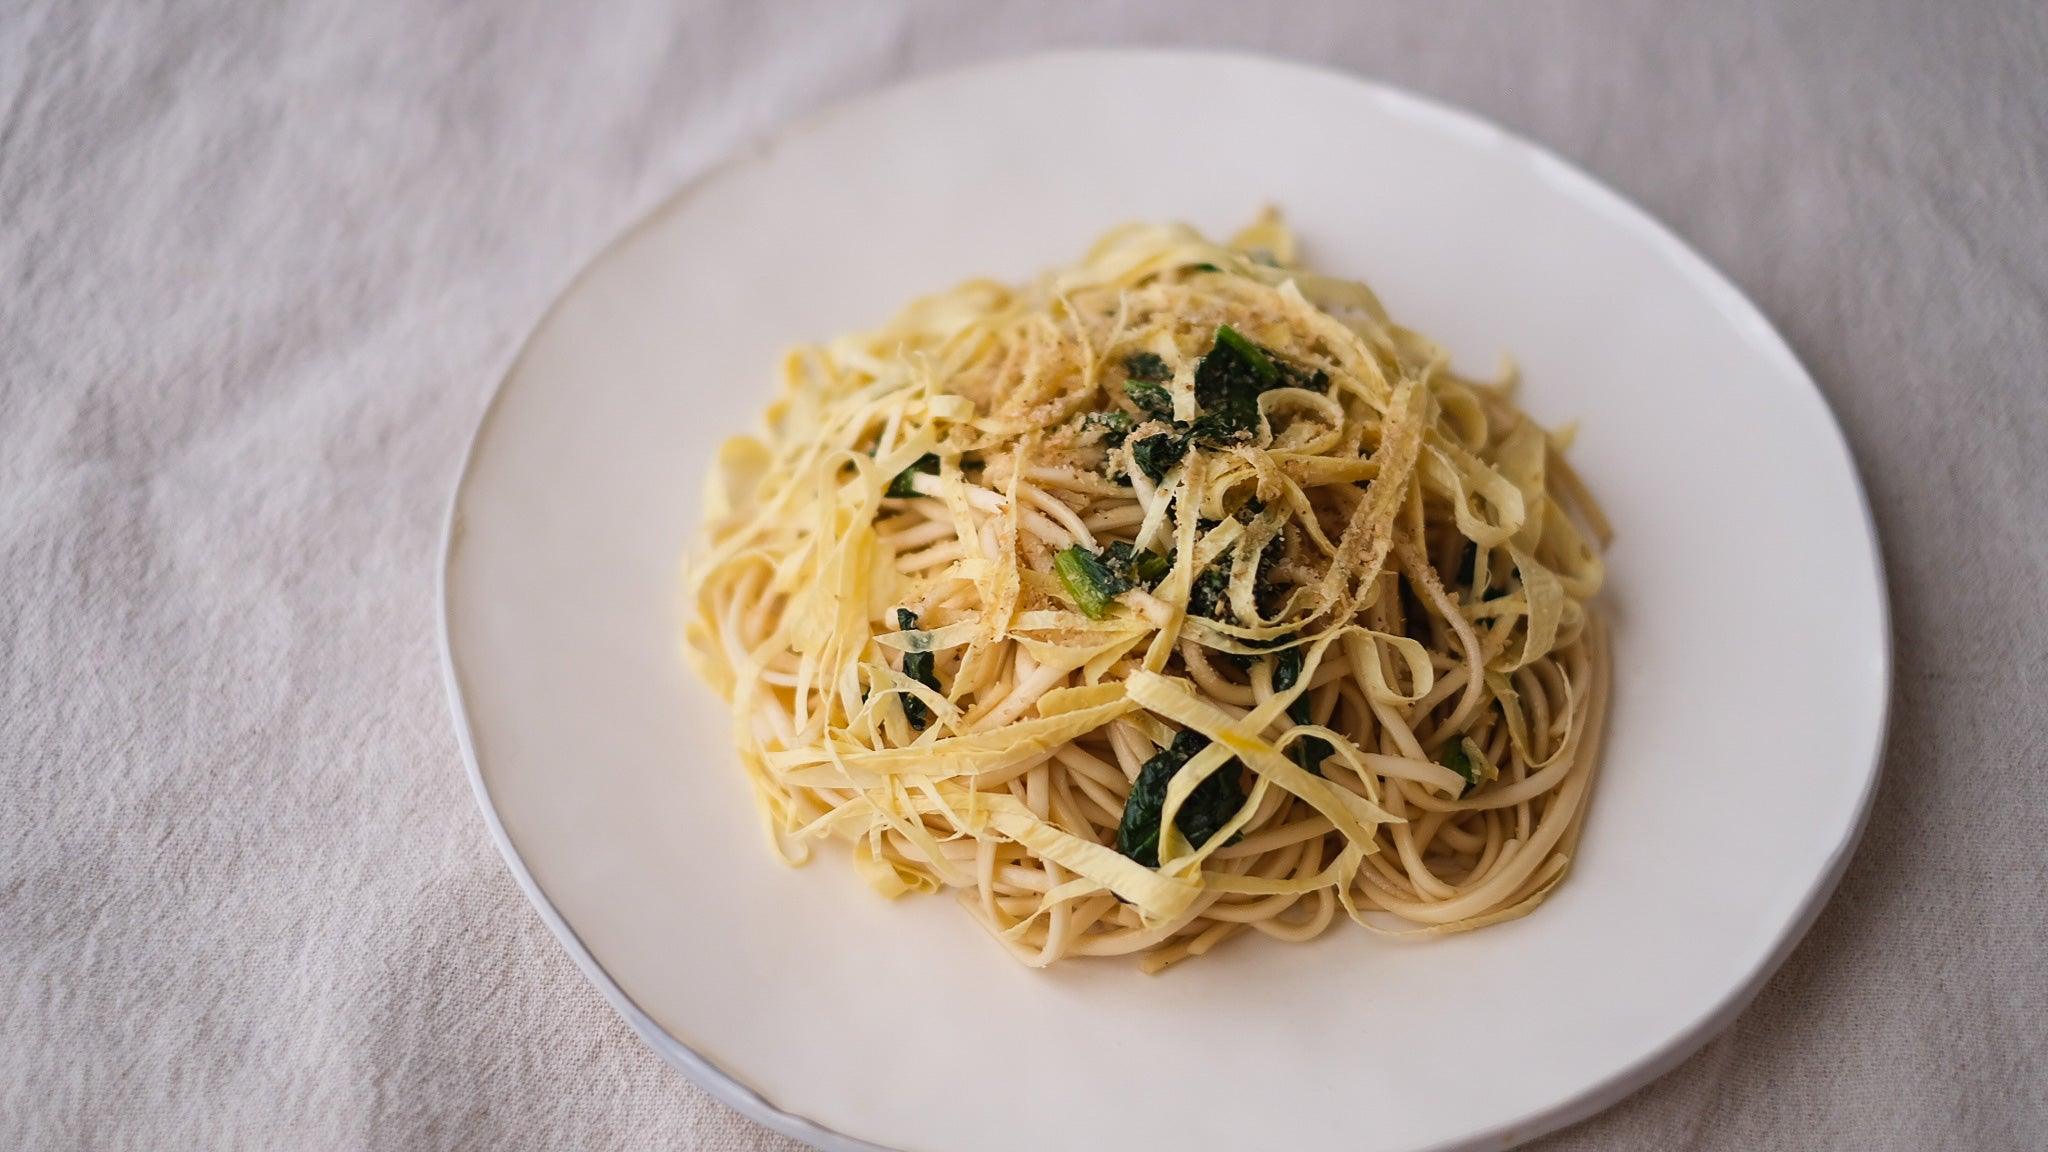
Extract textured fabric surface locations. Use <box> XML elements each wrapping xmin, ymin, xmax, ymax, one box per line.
<box><xmin>4</xmin><ymin>1</ymin><xmax>2044</xmax><ymax>1149</ymax></box>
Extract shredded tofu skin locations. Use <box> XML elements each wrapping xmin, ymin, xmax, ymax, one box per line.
<box><xmin>685</xmin><ymin>211</ymin><xmax>1611</xmax><ymax>971</ymax></box>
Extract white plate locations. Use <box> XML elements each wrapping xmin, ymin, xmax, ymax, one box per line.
<box><xmin>441</xmin><ymin>50</ymin><xmax>1889</xmax><ymax>1152</ymax></box>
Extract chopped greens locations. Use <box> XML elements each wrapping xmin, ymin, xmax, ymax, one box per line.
<box><xmin>1438</xmin><ymin>739</ymin><xmax>1480</xmax><ymax>796</ymax></box>
<box><xmin>1184</xmin><ymin>533</ymin><xmax>1286</xmax><ymax>624</ymax></box>
<box><xmin>1122</xmin><ymin>328</ymin><xmax>1323</xmax><ymax>480</ymax></box>
<box><xmin>1115</xmin><ymin>729</ymin><xmax>1246</xmax><ymax>868</ymax></box>
<box><xmin>1054</xmin><ymin>547</ymin><xmax>1121</xmax><ymax>619</ymax></box>
<box><xmin>1122</xmin><ymin>351</ymin><xmax>1171</xmax><ymax>382</ymax></box>
<box><xmin>1272</xmin><ymin>645</ymin><xmax>1305</xmax><ymax>691</ymax></box>
<box><xmin>1272</xmin><ymin>646</ymin><xmax>1332</xmax><ymax>776</ymax></box>
<box><xmin>884</xmin><ymin>453</ymin><xmax>939</xmax><ymax>498</ymax></box>
<box><xmin>1084</xmin><ymin>409</ymin><xmax>1135</xmax><ymax>448</ymax></box>
<box><xmin>1123</xmin><ymin>379</ymin><xmax>1174</xmax><ymax>419</ymax></box>
<box><xmin>1187</xmin><ymin>561</ymin><xmax>1231</xmax><ymax>620</ymax></box>
<box><xmin>1131</xmin><ymin>427</ymin><xmax>1191</xmax><ymax>482</ymax></box>
<box><xmin>1055</xmin><ymin>541</ymin><xmax>1171</xmax><ymax>619</ymax></box>
<box><xmin>895</xmin><ymin>608</ymin><xmax>940</xmax><ymax>730</ymax></box>
<box><xmin>1120</xmin><ymin>351</ymin><xmax>1176</xmax><ymax>420</ymax></box>
<box><xmin>1102</xmin><ymin>540</ymin><xmax>1172</xmax><ymax>589</ymax></box>
<box><xmin>1211</xmin><ymin>324</ymin><xmax>1280</xmax><ymax>386</ymax></box>
<box><xmin>1272</xmin><ymin>356</ymin><xmax>1330</xmax><ymax>393</ymax></box>
<box><xmin>1192</xmin><ymin>325</ymin><xmax>1276</xmax><ymax>438</ymax></box>
<box><xmin>1190</xmin><ymin>324</ymin><xmax>1332</xmax><ymax>442</ymax></box>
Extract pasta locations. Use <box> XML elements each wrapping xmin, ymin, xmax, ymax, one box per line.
<box><xmin>685</xmin><ymin>212</ymin><xmax>1610</xmax><ymax>970</ymax></box>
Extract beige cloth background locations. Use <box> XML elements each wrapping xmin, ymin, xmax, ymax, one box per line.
<box><xmin>5</xmin><ymin>1</ymin><xmax>2045</xmax><ymax>1148</ymax></box>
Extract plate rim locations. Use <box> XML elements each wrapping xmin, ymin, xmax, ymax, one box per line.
<box><xmin>438</xmin><ymin>47</ymin><xmax>1893</xmax><ymax>1152</ymax></box>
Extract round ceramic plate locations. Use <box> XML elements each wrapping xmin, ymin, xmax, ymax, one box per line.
<box><xmin>441</xmin><ymin>50</ymin><xmax>1889</xmax><ymax>1152</ymax></box>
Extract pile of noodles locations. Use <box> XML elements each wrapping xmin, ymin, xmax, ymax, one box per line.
<box><xmin>686</xmin><ymin>212</ymin><xmax>1610</xmax><ymax>971</ymax></box>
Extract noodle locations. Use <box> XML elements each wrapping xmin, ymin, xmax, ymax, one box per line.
<box><xmin>685</xmin><ymin>211</ymin><xmax>1609</xmax><ymax>970</ymax></box>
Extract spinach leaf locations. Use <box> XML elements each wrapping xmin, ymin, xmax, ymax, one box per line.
<box><xmin>1272</xmin><ymin>645</ymin><xmax>1332</xmax><ymax>776</ymax></box>
<box><xmin>1121</xmin><ymin>351</ymin><xmax>1175</xmax><ymax>419</ymax></box>
<box><xmin>885</xmin><ymin>454</ymin><xmax>940</xmax><ymax>498</ymax></box>
<box><xmin>1122</xmin><ymin>351</ymin><xmax>1171</xmax><ymax>382</ymax></box>
<box><xmin>1187</xmin><ymin>560</ymin><xmax>1231</xmax><ymax>620</ymax></box>
<box><xmin>1123</xmin><ymin>379</ymin><xmax>1175</xmax><ymax>419</ymax></box>
<box><xmin>1102</xmin><ymin>540</ymin><xmax>1171</xmax><ymax>589</ymax></box>
<box><xmin>1438</xmin><ymin>740</ymin><xmax>1480</xmax><ymax>796</ymax></box>
<box><xmin>895</xmin><ymin>608</ymin><xmax>940</xmax><ymax>730</ymax></box>
<box><xmin>1193</xmin><ymin>324</ymin><xmax>1277</xmax><ymax>431</ymax></box>
<box><xmin>1272</xmin><ymin>645</ymin><xmax>1305</xmax><ymax>692</ymax></box>
<box><xmin>1084</xmin><ymin>409</ymin><xmax>1134</xmax><ymax>448</ymax></box>
<box><xmin>1123</xmin><ymin>328</ymin><xmax>1323</xmax><ymax>479</ymax></box>
<box><xmin>1190</xmin><ymin>325</ymin><xmax>1330</xmax><ymax>441</ymax></box>
<box><xmin>1055</xmin><ymin>542</ymin><xmax>1172</xmax><ymax>619</ymax></box>
<box><xmin>1054</xmin><ymin>547</ymin><xmax>1122</xmax><ymax>619</ymax></box>
<box><xmin>1212</xmin><ymin>324</ymin><xmax>1279</xmax><ymax>384</ymax></box>
<box><xmin>1131</xmin><ymin>427</ymin><xmax>1192</xmax><ymax>482</ymax></box>
<box><xmin>1184</xmin><ymin>528</ymin><xmax>1290</xmax><ymax>625</ymax></box>
<box><xmin>1273</xmin><ymin>357</ymin><xmax>1330</xmax><ymax>393</ymax></box>
<box><xmin>1115</xmin><ymin>729</ymin><xmax>1246</xmax><ymax>868</ymax></box>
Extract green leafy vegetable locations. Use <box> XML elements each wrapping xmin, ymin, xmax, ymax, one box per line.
<box><xmin>1054</xmin><ymin>547</ymin><xmax>1122</xmax><ymax>619</ymax></box>
<box><xmin>1272</xmin><ymin>645</ymin><xmax>1305</xmax><ymax>691</ymax></box>
<box><xmin>1184</xmin><ymin>530</ymin><xmax>1287</xmax><ymax>624</ymax></box>
<box><xmin>1115</xmin><ymin>730</ymin><xmax>1246</xmax><ymax>868</ymax></box>
<box><xmin>1131</xmin><ymin>428</ymin><xmax>1191</xmax><ymax>482</ymax></box>
<box><xmin>1212</xmin><ymin>324</ymin><xmax>1279</xmax><ymax>384</ymax></box>
<box><xmin>1255</xmin><ymin>530</ymin><xmax>1288</xmax><ymax>608</ymax></box>
<box><xmin>1273</xmin><ymin>357</ymin><xmax>1330</xmax><ymax>393</ymax></box>
<box><xmin>1122</xmin><ymin>328</ymin><xmax>1330</xmax><ymax>481</ymax></box>
<box><xmin>895</xmin><ymin>608</ymin><xmax>940</xmax><ymax>729</ymax></box>
<box><xmin>1084</xmin><ymin>409</ymin><xmax>1135</xmax><ymax>448</ymax></box>
<box><xmin>1190</xmin><ymin>325</ymin><xmax>1334</xmax><ymax>445</ymax></box>
<box><xmin>1122</xmin><ymin>351</ymin><xmax>1171</xmax><ymax>382</ymax></box>
<box><xmin>1123</xmin><ymin>379</ymin><xmax>1174</xmax><ymax>420</ymax></box>
<box><xmin>1187</xmin><ymin>561</ymin><xmax>1231</xmax><ymax>620</ymax></box>
<box><xmin>1055</xmin><ymin>541</ymin><xmax>1172</xmax><ymax>619</ymax></box>
<box><xmin>885</xmin><ymin>454</ymin><xmax>939</xmax><ymax>498</ymax></box>
<box><xmin>1193</xmin><ymin>325</ymin><xmax>1281</xmax><ymax>439</ymax></box>
<box><xmin>1102</xmin><ymin>540</ymin><xmax>1171</xmax><ymax>589</ymax></box>
<box><xmin>1119</xmin><ymin>345</ymin><xmax>1174</xmax><ymax>419</ymax></box>
<box><xmin>1272</xmin><ymin>646</ymin><xmax>1332</xmax><ymax>776</ymax></box>
<box><xmin>1185</xmin><ymin>410</ymin><xmax>1248</xmax><ymax>446</ymax></box>
<box><xmin>1439</xmin><ymin>740</ymin><xmax>1480</xmax><ymax>796</ymax></box>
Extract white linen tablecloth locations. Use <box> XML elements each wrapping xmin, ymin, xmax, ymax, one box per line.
<box><xmin>4</xmin><ymin>1</ymin><xmax>2044</xmax><ymax>1148</ymax></box>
